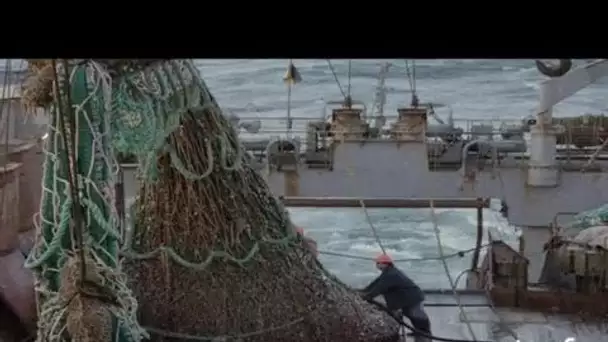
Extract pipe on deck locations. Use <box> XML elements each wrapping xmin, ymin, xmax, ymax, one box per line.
<box><xmin>280</xmin><ymin>197</ymin><xmax>490</xmax><ymax>209</ymax></box>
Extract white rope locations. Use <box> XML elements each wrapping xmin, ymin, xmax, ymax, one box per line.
<box><xmin>326</xmin><ymin>59</ymin><xmax>347</xmax><ymax>100</ymax></box>
<box><xmin>359</xmin><ymin>199</ymin><xmax>386</xmax><ymax>254</ymax></box>
<box><xmin>429</xmin><ymin>199</ymin><xmax>479</xmax><ymax>341</ymax></box>
<box><xmin>581</xmin><ymin>137</ymin><xmax>608</xmax><ymax>172</ymax></box>
<box><xmin>30</xmin><ymin>61</ymin><xmax>145</xmax><ymax>342</ymax></box>
<box><xmin>361</xmin><ymin>197</ymin><xmax>476</xmax><ymax>339</ymax></box>
<box><xmin>356</xmin><ymin>195</ymin><xmax>527</xmax><ymax>341</ymax></box>
<box><xmin>359</xmin><ymin>199</ymin><xmax>401</xmax><ymax>335</ymax></box>
<box><xmin>143</xmin><ymin>316</ymin><xmax>305</xmax><ymax>341</ymax></box>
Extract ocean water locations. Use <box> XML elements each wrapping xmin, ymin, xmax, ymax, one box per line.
<box><xmin>195</xmin><ymin>59</ymin><xmax>608</xmax><ymax>290</ymax></box>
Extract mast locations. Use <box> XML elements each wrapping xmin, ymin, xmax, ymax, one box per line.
<box><xmin>344</xmin><ymin>60</ymin><xmax>352</xmax><ymax>108</ymax></box>
<box><xmin>283</xmin><ymin>59</ymin><xmax>301</xmax><ymax>137</ymax></box>
<box><xmin>370</xmin><ymin>62</ymin><xmax>391</xmax><ymax>126</ymax></box>
<box><xmin>405</xmin><ymin>59</ymin><xmax>419</xmax><ymax>107</ymax></box>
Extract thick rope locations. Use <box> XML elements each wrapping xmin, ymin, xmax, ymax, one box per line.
<box><xmin>359</xmin><ymin>199</ymin><xmax>386</xmax><ymax>255</ymax></box>
<box><xmin>429</xmin><ymin>199</ymin><xmax>478</xmax><ymax>341</ymax></box>
<box><xmin>143</xmin><ymin>317</ymin><xmax>305</xmax><ymax>341</ymax></box>
<box><xmin>326</xmin><ymin>60</ymin><xmax>347</xmax><ymax>100</ymax></box>
<box><xmin>317</xmin><ymin>245</ymin><xmax>489</xmax><ymax>262</ymax></box>
<box><xmin>26</xmin><ymin>60</ymin><xmax>153</xmax><ymax>342</ymax></box>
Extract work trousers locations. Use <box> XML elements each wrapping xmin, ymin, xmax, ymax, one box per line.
<box><xmin>401</xmin><ymin>302</ymin><xmax>431</xmax><ymax>342</ymax></box>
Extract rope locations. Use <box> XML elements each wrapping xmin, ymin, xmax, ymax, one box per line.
<box><xmin>481</xmin><ymin>258</ymin><xmax>520</xmax><ymax>341</ymax></box>
<box><xmin>582</xmin><ymin>136</ymin><xmax>608</xmax><ymax>172</ymax></box>
<box><xmin>450</xmin><ymin>266</ymin><xmax>520</xmax><ymax>341</ymax></box>
<box><xmin>358</xmin><ymin>198</ymin><xmax>492</xmax><ymax>341</ymax></box>
<box><xmin>366</xmin><ymin>299</ymin><xmax>492</xmax><ymax>342</ymax></box>
<box><xmin>428</xmin><ymin>199</ymin><xmax>478</xmax><ymax>341</ymax></box>
<box><xmin>482</xmin><ymin>162</ymin><xmax>521</xmax><ymax>341</ymax></box>
<box><xmin>143</xmin><ymin>317</ymin><xmax>305</xmax><ymax>341</ymax></box>
<box><xmin>317</xmin><ymin>244</ymin><xmax>490</xmax><ymax>262</ymax></box>
<box><xmin>314</xmin><ymin>256</ymin><xmax>486</xmax><ymax>342</ymax></box>
<box><xmin>326</xmin><ymin>60</ymin><xmax>347</xmax><ymax>100</ymax></box>
<box><xmin>366</xmin><ymin>269</ymin><xmax>496</xmax><ymax>342</ymax></box>
<box><xmin>26</xmin><ymin>60</ymin><xmax>201</xmax><ymax>342</ymax></box>
<box><xmin>53</xmin><ymin>60</ymin><xmax>89</xmax><ymax>289</ymax></box>
<box><xmin>120</xmin><ymin>197</ymin><xmax>300</xmax><ymax>269</ymax></box>
<box><xmin>359</xmin><ymin>199</ymin><xmax>386</xmax><ymax>254</ymax></box>
<box><xmin>314</xmin><ymin>200</ymin><xmax>532</xmax><ymax>342</ymax></box>
<box><xmin>318</xmin><ymin>240</ymin><xmax>550</xmax><ymax>267</ymax></box>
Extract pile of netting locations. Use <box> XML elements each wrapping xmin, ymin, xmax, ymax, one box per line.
<box><xmin>565</xmin><ymin>204</ymin><xmax>608</xmax><ymax>231</ymax></box>
<box><xmin>24</xmin><ymin>59</ymin><xmax>400</xmax><ymax>342</ymax></box>
<box><xmin>540</xmin><ymin>204</ymin><xmax>608</xmax><ymax>290</ymax></box>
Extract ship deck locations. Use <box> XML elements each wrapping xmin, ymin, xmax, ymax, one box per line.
<box><xmin>416</xmin><ymin>291</ymin><xmax>608</xmax><ymax>342</ymax></box>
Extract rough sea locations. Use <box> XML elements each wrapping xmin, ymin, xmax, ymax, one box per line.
<box><xmin>195</xmin><ymin>59</ymin><xmax>608</xmax><ymax>290</ymax></box>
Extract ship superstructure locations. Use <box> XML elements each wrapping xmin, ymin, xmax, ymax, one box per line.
<box><xmin>215</xmin><ymin>59</ymin><xmax>608</xmax><ymax>229</ymax></box>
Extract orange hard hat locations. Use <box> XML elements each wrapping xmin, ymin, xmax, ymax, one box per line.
<box><xmin>374</xmin><ymin>253</ymin><xmax>393</xmax><ymax>264</ymax></box>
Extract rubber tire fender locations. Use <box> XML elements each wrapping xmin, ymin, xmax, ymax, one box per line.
<box><xmin>535</xmin><ymin>59</ymin><xmax>572</xmax><ymax>78</ymax></box>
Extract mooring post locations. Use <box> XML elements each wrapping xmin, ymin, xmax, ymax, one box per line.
<box><xmin>471</xmin><ymin>197</ymin><xmax>484</xmax><ymax>271</ymax></box>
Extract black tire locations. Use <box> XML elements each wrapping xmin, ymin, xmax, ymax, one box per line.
<box><xmin>535</xmin><ymin>59</ymin><xmax>572</xmax><ymax>78</ymax></box>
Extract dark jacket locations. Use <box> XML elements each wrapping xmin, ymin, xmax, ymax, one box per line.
<box><xmin>362</xmin><ymin>265</ymin><xmax>424</xmax><ymax>311</ymax></box>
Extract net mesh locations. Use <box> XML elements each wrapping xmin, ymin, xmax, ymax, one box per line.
<box><xmin>567</xmin><ymin>204</ymin><xmax>608</xmax><ymax>231</ymax></box>
<box><xmin>24</xmin><ymin>59</ymin><xmax>399</xmax><ymax>342</ymax></box>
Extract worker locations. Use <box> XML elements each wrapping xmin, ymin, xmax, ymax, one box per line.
<box><xmin>361</xmin><ymin>253</ymin><xmax>431</xmax><ymax>341</ymax></box>
<box><xmin>294</xmin><ymin>226</ymin><xmax>319</xmax><ymax>256</ymax></box>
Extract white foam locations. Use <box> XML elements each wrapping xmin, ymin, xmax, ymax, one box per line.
<box><xmin>347</xmin><ymin>242</ymin><xmax>418</xmax><ymax>259</ymax></box>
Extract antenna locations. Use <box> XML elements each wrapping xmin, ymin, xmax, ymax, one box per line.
<box><xmin>370</xmin><ymin>62</ymin><xmax>391</xmax><ymax>128</ymax></box>
<box><xmin>405</xmin><ymin>59</ymin><xmax>419</xmax><ymax>107</ymax></box>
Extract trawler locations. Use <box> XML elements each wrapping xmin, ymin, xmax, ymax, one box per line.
<box><xmin>2</xmin><ymin>59</ymin><xmax>608</xmax><ymax>341</ymax></box>
<box><xmin>178</xmin><ymin>59</ymin><xmax>608</xmax><ymax>340</ymax></box>
<box><xmin>113</xmin><ymin>59</ymin><xmax>608</xmax><ymax>341</ymax></box>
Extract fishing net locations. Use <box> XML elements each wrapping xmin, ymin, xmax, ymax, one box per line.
<box><xmin>122</xmin><ymin>60</ymin><xmax>399</xmax><ymax>341</ymax></box>
<box><xmin>24</xmin><ymin>59</ymin><xmax>399</xmax><ymax>342</ymax></box>
<box><xmin>24</xmin><ymin>59</ymin><xmax>147</xmax><ymax>342</ymax></box>
<box><xmin>566</xmin><ymin>204</ymin><xmax>608</xmax><ymax>231</ymax></box>
<box><xmin>540</xmin><ymin>204</ymin><xmax>608</xmax><ymax>290</ymax></box>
